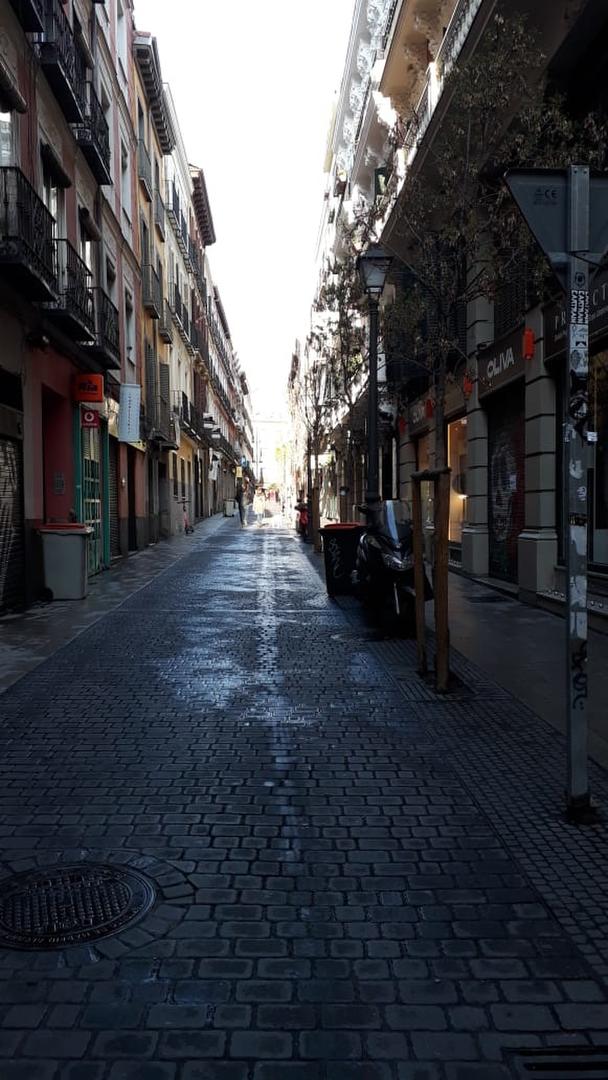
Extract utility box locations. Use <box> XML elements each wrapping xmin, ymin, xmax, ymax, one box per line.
<box><xmin>39</xmin><ymin>524</ymin><xmax>92</xmax><ymax>600</ymax></box>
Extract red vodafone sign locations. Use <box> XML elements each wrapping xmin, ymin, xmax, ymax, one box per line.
<box><xmin>81</xmin><ymin>407</ymin><xmax>100</xmax><ymax>429</ymax></box>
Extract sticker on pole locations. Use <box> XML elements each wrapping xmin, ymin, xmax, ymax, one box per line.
<box><xmin>503</xmin><ymin>169</ymin><xmax>608</xmax><ymax>292</ymax></box>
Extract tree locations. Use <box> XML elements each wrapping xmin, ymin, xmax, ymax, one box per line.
<box><xmin>381</xmin><ymin>11</ymin><xmax>608</xmax><ymax>467</ymax></box>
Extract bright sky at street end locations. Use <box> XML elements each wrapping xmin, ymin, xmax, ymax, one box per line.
<box><xmin>134</xmin><ymin>0</ymin><xmax>354</xmax><ymax>423</ymax></box>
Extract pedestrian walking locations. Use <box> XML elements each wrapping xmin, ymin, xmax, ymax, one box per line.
<box><xmin>236</xmin><ymin>480</ymin><xmax>247</xmax><ymax>528</ymax></box>
<box><xmin>253</xmin><ymin>487</ymin><xmax>265</xmax><ymax>526</ymax></box>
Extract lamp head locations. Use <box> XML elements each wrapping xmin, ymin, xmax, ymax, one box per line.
<box><xmin>357</xmin><ymin>243</ymin><xmax>393</xmax><ymax>299</ymax></box>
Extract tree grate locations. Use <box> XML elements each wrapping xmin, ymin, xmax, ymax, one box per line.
<box><xmin>0</xmin><ymin>863</ymin><xmax>156</xmax><ymax>949</ymax></box>
<box><xmin>511</xmin><ymin>1046</ymin><xmax>608</xmax><ymax>1077</ymax></box>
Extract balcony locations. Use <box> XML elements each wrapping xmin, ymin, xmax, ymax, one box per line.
<box><xmin>39</xmin><ymin>0</ymin><xmax>86</xmax><ymax>123</ymax></box>
<box><xmin>166</xmin><ymin>180</ymin><xmax>180</xmax><ymax>231</ymax></box>
<box><xmin>176</xmin><ymin>209</ymin><xmax>188</xmax><ymax>260</ymax></box>
<box><xmin>8</xmin><ymin>0</ymin><xmax>44</xmax><ymax>32</ymax></box>
<box><xmin>45</xmin><ymin>240</ymin><xmax>95</xmax><ymax>340</ymax></box>
<box><xmin>138</xmin><ymin>140</ymin><xmax>152</xmax><ymax>202</ymax></box>
<box><xmin>0</xmin><ymin>167</ymin><xmax>57</xmax><ymax>300</ymax></box>
<box><xmin>190</xmin><ymin>323</ymin><xmax>201</xmax><ymax>355</ymax></box>
<box><xmin>142</xmin><ymin>263</ymin><xmax>161</xmax><ymax>318</ymax></box>
<box><xmin>154</xmin><ymin>189</ymin><xmax>165</xmax><ymax>240</ymax></box>
<box><xmin>170</xmin><ymin>280</ymin><xmax>183</xmax><ymax>327</ymax></box>
<box><xmin>159</xmin><ymin>298</ymin><xmax>173</xmax><ymax>343</ymax></box>
<box><xmin>87</xmin><ymin>287</ymin><xmax>120</xmax><ymax>369</ymax></box>
<box><xmin>72</xmin><ymin>83</ymin><xmax>111</xmax><ymax>186</ymax></box>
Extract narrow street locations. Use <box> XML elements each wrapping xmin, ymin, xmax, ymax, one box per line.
<box><xmin>0</xmin><ymin>519</ymin><xmax>608</xmax><ymax>1078</ymax></box>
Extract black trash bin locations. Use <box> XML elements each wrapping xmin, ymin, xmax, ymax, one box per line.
<box><xmin>320</xmin><ymin>523</ymin><xmax>364</xmax><ymax>598</ymax></box>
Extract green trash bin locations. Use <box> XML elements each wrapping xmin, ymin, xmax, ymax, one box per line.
<box><xmin>320</xmin><ymin>523</ymin><xmax>364</xmax><ymax>598</ymax></box>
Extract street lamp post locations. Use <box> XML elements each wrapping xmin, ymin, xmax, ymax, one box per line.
<box><xmin>357</xmin><ymin>244</ymin><xmax>393</xmax><ymax>509</ymax></box>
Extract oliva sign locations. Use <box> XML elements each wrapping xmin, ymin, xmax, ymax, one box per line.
<box><xmin>478</xmin><ymin>328</ymin><xmax>524</xmax><ymax>398</ymax></box>
<box><xmin>485</xmin><ymin>346</ymin><xmax>515</xmax><ymax>380</ymax></box>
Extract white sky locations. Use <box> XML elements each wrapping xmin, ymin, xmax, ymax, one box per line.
<box><xmin>134</xmin><ymin>0</ymin><xmax>354</xmax><ymax>426</ymax></box>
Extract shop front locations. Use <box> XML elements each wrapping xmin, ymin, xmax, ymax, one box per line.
<box><xmin>478</xmin><ymin>328</ymin><xmax>526</xmax><ymax>583</ymax></box>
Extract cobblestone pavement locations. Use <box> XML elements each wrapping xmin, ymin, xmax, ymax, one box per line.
<box><xmin>1</xmin><ymin>521</ymin><xmax>608</xmax><ymax>1079</ymax></box>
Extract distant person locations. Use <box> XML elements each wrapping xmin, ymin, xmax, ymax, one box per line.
<box><xmin>235</xmin><ymin>480</ymin><xmax>247</xmax><ymax>528</ymax></box>
<box><xmin>253</xmin><ymin>487</ymin><xmax>265</xmax><ymax>526</ymax></box>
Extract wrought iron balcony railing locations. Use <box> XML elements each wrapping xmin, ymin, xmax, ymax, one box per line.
<box><xmin>170</xmin><ymin>280</ymin><xmax>183</xmax><ymax>327</ymax></box>
<box><xmin>0</xmin><ymin>167</ymin><xmax>57</xmax><ymax>300</ymax></box>
<box><xmin>154</xmin><ymin>188</ymin><xmax>165</xmax><ymax>239</ymax></box>
<box><xmin>166</xmin><ymin>180</ymin><xmax>180</xmax><ymax>229</ymax></box>
<box><xmin>138</xmin><ymin>140</ymin><xmax>152</xmax><ymax>201</ymax></box>
<box><xmin>72</xmin><ymin>82</ymin><xmax>111</xmax><ymax>186</ymax></box>
<box><xmin>159</xmin><ymin>298</ymin><xmax>173</xmax><ymax>343</ymax></box>
<box><xmin>89</xmin><ymin>287</ymin><xmax>120</xmax><ymax>368</ymax></box>
<box><xmin>142</xmin><ymin>263</ymin><xmax>161</xmax><ymax>318</ymax></box>
<box><xmin>40</xmin><ymin>0</ymin><xmax>86</xmax><ymax>123</ymax></box>
<box><xmin>46</xmin><ymin>239</ymin><xmax>95</xmax><ymax>340</ymax></box>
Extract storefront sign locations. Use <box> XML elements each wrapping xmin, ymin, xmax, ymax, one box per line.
<box><xmin>544</xmin><ymin>267</ymin><xmax>608</xmax><ymax>359</ymax></box>
<box><xmin>81</xmin><ymin>407</ymin><xmax>100</xmax><ymax>429</ymax></box>
<box><xmin>408</xmin><ymin>397</ymin><xmax>429</xmax><ymax>437</ymax></box>
<box><xmin>72</xmin><ymin>373</ymin><xmax>104</xmax><ymax>403</ymax></box>
<box><xmin>118</xmin><ymin>383</ymin><xmax>141</xmax><ymax>443</ymax></box>
<box><xmin>478</xmin><ymin>326</ymin><xmax>525</xmax><ymax>399</ymax></box>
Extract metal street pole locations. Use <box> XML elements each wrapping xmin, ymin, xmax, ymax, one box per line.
<box><xmin>366</xmin><ymin>297</ymin><xmax>380</xmax><ymax>506</ymax></box>
<box><xmin>565</xmin><ymin>164</ymin><xmax>591</xmax><ymax>817</ymax></box>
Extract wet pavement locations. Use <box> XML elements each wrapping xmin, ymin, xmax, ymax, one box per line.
<box><xmin>0</xmin><ymin>516</ymin><xmax>607</xmax><ymax>1078</ymax></box>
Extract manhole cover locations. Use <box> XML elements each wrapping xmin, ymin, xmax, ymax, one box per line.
<box><xmin>0</xmin><ymin>863</ymin><xmax>156</xmax><ymax>950</ymax></box>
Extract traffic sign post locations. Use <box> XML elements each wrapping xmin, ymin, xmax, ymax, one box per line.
<box><xmin>504</xmin><ymin>166</ymin><xmax>608</xmax><ymax>820</ymax></box>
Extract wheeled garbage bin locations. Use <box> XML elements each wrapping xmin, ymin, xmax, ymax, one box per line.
<box><xmin>320</xmin><ymin>523</ymin><xmax>365</xmax><ymax>598</ymax></box>
<box><xmin>38</xmin><ymin>524</ymin><xmax>93</xmax><ymax>600</ymax></box>
<box><xmin>224</xmin><ymin>499</ymin><xmax>236</xmax><ymax>517</ymax></box>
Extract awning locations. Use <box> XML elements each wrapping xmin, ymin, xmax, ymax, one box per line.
<box><xmin>79</xmin><ymin>205</ymin><xmax>102</xmax><ymax>241</ymax></box>
<box><xmin>0</xmin><ymin>57</ymin><xmax>26</xmax><ymax>114</ymax></box>
<box><xmin>41</xmin><ymin>142</ymin><xmax>71</xmax><ymax>189</ymax></box>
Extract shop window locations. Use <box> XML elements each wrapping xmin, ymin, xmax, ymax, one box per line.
<box><xmin>416</xmin><ymin>433</ymin><xmax>434</xmax><ymax>527</ymax></box>
<box><xmin>447</xmin><ymin>417</ymin><xmax>468</xmax><ymax>545</ymax></box>
<box><xmin>590</xmin><ymin>351</ymin><xmax>608</xmax><ymax>566</ymax></box>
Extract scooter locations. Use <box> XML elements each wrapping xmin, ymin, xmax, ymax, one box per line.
<box><xmin>354</xmin><ymin>499</ymin><xmax>432</xmax><ymax>634</ymax></box>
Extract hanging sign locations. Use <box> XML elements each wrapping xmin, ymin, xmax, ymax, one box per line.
<box><xmin>118</xmin><ymin>383</ymin><xmax>141</xmax><ymax>443</ymax></box>
<box><xmin>81</xmin><ymin>407</ymin><xmax>100</xmax><ymax>429</ymax></box>
<box><xmin>236</xmin><ymin>466</ymin><xmax>243</xmax><ymax>479</ymax></box>
<box><xmin>72</xmin><ymin>373</ymin><xmax>104</xmax><ymax>403</ymax></box>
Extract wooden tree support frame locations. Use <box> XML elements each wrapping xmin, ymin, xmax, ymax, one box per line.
<box><xmin>411</xmin><ymin>467</ymin><xmax>451</xmax><ymax>693</ymax></box>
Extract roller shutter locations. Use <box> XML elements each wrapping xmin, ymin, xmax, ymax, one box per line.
<box><xmin>0</xmin><ymin>436</ymin><xmax>24</xmax><ymax>613</ymax></box>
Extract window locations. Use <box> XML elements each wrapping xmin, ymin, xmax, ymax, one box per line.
<box><xmin>181</xmin><ymin>458</ymin><xmax>186</xmax><ymax>500</ymax></box>
<box><xmin>42</xmin><ymin>164</ymin><xmax>64</xmax><ymax>237</ymax></box>
<box><xmin>172</xmin><ymin>453</ymin><xmax>178</xmax><ymax>497</ymax></box>
<box><xmin>80</xmin><ymin>219</ymin><xmax>93</xmax><ymax>272</ymax></box>
<box><xmin>0</xmin><ymin>111</ymin><xmax>15</xmax><ymax>166</ymax></box>
<box><xmin>100</xmin><ymin>83</ymin><xmax>113</xmax><ymax>173</ymax></box>
<box><xmin>120</xmin><ymin>139</ymin><xmax>131</xmax><ymax>221</ymax></box>
<box><xmin>106</xmin><ymin>257</ymin><xmax>116</xmax><ymax>301</ymax></box>
<box><xmin>116</xmin><ymin>0</ymin><xmax>128</xmax><ymax>76</ymax></box>
<box><xmin>124</xmin><ymin>289</ymin><xmax>135</xmax><ymax>374</ymax></box>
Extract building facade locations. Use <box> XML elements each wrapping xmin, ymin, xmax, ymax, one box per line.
<box><xmin>302</xmin><ymin>0</ymin><xmax>608</xmax><ymax>614</ymax></box>
<box><xmin>0</xmin><ymin>0</ymin><xmax>252</xmax><ymax>614</ymax></box>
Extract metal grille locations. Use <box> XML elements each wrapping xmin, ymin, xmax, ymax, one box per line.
<box><xmin>0</xmin><ymin>436</ymin><xmax>24</xmax><ymax>613</ymax></box>
<box><xmin>82</xmin><ymin>426</ymin><xmax>102</xmax><ymax>575</ymax></box>
<box><xmin>487</xmin><ymin>383</ymin><xmax>525</xmax><ymax>583</ymax></box>
<box><xmin>0</xmin><ymin>863</ymin><xmax>155</xmax><ymax>949</ymax></box>
<box><xmin>512</xmin><ymin>1046</ymin><xmax>608</xmax><ymax>1077</ymax></box>
<box><xmin>108</xmin><ymin>436</ymin><xmax>120</xmax><ymax>558</ymax></box>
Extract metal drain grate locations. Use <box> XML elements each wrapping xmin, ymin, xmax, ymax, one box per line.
<box><xmin>0</xmin><ymin>863</ymin><xmax>156</xmax><ymax>949</ymax></box>
<box><xmin>468</xmin><ymin>594</ymin><xmax>513</xmax><ymax>603</ymax></box>
<box><xmin>512</xmin><ymin>1046</ymin><xmax>608</xmax><ymax>1077</ymax></box>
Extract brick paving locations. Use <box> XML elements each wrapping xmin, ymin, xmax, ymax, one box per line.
<box><xmin>0</xmin><ymin>521</ymin><xmax>607</xmax><ymax>1077</ymax></box>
